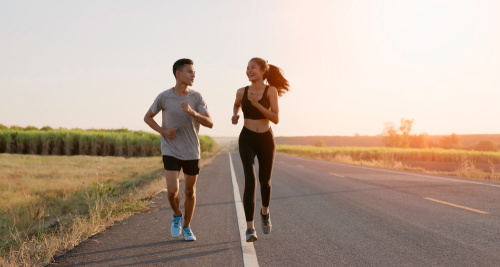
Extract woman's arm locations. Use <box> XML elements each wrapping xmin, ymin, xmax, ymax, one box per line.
<box><xmin>232</xmin><ymin>88</ymin><xmax>244</xmax><ymax>125</ymax></box>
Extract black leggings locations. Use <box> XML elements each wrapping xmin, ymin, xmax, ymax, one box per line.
<box><xmin>239</xmin><ymin>126</ymin><xmax>275</xmax><ymax>222</ymax></box>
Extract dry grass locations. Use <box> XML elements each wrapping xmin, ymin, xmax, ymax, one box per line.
<box><xmin>454</xmin><ymin>159</ymin><xmax>500</xmax><ymax>180</ymax></box>
<box><xmin>0</xmin><ymin>152</ymin><xmax>218</xmax><ymax>266</ymax></box>
<box><xmin>277</xmin><ymin>145</ymin><xmax>500</xmax><ymax>181</ymax></box>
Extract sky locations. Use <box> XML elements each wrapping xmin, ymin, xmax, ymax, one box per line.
<box><xmin>1</xmin><ymin>0</ymin><xmax>499</xmax><ymax>137</ymax></box>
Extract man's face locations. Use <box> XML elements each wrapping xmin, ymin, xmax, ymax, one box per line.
<box><xmin>177</xmin><ymin>64</ymin><xmax>195</xmax><ymax>86</ymax></box>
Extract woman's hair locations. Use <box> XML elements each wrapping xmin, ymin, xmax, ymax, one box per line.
<box><xmin>250</xmin><ymin>57</ymin><xmax>290</xmax><ymax>96</ymax></box>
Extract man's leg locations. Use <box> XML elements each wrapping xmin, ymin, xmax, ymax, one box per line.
<box><xmin>165</xmin><ymin>170</ymin><xmax>181</xmax><ymax>216</ymax></box>
<box><xmin>182</xmin><ymin>174</ymin><xmax>198</xmax><ymax>227</ymax></box>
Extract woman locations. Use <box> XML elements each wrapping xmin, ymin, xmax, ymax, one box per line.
<box><xmin>232</xmin><ymin>57</ymin><xmax>290</xmax><ymax>242</ymax></box>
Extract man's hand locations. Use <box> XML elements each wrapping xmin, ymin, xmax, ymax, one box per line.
<box><xmin>181</xmin><ymin>102</ymin><xmax>196</xmax><ymax>116</ymax></box>
<box><xmin>162</xmin><ymin>128</ymin><xmax>177</xmax><ymax>139</ymax></box>
<box><xmin>231</xmin><ymin>115</ymin><xmax>239</xmax><ymax>125</ymax></box>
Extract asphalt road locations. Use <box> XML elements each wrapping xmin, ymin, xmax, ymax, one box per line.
<box><xmin>51</xmin><ymin>152</ymin><xmax>500</xmax><ymax>266</ymax></box>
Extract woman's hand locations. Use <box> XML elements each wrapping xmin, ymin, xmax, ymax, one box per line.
<box><xmin>248</xmin><ymin>90</ymin><xmax>261</xmax><ymax>107</ymax></box>
<box><xmin>231</xmin><ymin>115</ymin><xmax>240</xmax><ymax>125</ymax></box>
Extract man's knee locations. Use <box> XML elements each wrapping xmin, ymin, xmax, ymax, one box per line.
<box><xmin>167</xmin><ymin>190</ymin><xmax>179</xmax><ymax>199</ymax></box>
<box><xmin>185</xmin><ymin>187</ymin><xmax>196</xmax><ymax>198</ymax></box>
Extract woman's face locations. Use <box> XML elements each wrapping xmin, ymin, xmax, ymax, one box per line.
<box><xmin>246</xmin><ymin>60</ymin><xmax>265</xmax><ymax>82</ymax></box>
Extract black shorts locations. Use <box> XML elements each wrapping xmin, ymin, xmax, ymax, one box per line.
<box><xmin>162</xmin><ymin>155</ymin><xmax>200</xmax><ymax>175</ymax></box>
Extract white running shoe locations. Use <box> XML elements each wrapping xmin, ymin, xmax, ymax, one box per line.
<box><xmin>182</xmin><ymin>227</ymin><xmax>197</xmax><ymax>241</ymax></box>
<box><xmin>246</xmin><ymin>228</ymin><xmax>258</xmax><ymax>242</ymax></box>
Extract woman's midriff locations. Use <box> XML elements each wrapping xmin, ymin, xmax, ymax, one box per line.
<box><xmin>244</xmin><ymin>119</ymin><xmax>270</xmax><ymax>133</ymax></box>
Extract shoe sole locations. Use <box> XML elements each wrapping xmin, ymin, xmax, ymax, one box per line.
<box><xmin>171</xmin><ymin>228</ymin><xmax>182</xmax><ymax>237</ymax></box>
<box><xmin>246</xmin><ymin>236</ymin><xmax>258</xmax><ymax>242</ymax></box>
<box><xmin>262</xmin><ymin>226</ymin><xmax>271</xmax><ymax>234</ymax></box>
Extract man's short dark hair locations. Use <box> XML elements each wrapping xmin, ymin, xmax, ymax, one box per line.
<box><xmin>173</xmin><ymin>58</ymin><xmax>194</xmax><ymax>78</ymax></box>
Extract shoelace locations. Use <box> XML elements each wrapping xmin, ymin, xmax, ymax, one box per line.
<box><xmin>173</xmin><ymin>217</ymin><xmax>181</xmax><ymax>227</ymax></box>
<box><xmin>262</xmin><ymin>214</ymin><xmax>269</xmax><ymax>225</ymax></box>
<box><xmin>184</xmin><ymin>228</ymin><xmax>192</xmax><ymax>236</ymax></box>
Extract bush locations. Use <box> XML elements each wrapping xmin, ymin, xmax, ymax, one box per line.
<box><xmin>199</xmin><ymin>135</ymin><xmax>217</xmax><ymax>153</ymax></box>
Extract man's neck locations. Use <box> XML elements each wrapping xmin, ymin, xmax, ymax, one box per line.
<box><xmin>173</xmin><ymin>83</ymin><xmax>189</xmax><ymax>96</ymax></box>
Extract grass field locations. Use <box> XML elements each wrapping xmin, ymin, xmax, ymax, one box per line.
<box><xmin>276</xmin><ymin>145</ymin><xmax>500</xmax><ymax>181</ymax></box>
<box><xmin>0</xmin><ymin>128</ymin><xmax>218</xmax><ymax>157</ymax></box>
<box><xmin>0</xmin><ymin>151</ymin><xmax>218</xmax><ymax>266</ymax></box>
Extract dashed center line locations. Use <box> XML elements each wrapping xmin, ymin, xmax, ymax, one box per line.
<box><xmin>329</xmin><ymin>172</ymin><xmax>345</xmax><ymax>178</ymax></box>
<box><xmin>424</xmin><ymin>197</ymin><xmax>490</xmax><ymax>215</ymax></box>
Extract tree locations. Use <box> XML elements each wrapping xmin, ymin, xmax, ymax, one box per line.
<box><xmin>383</xmin><ymin>122</ymin><xmax>400</xmax><ymax>147</ymax></box>
<box><xmin>399</xmin><ymin>118</ymin><xmax>414</xmax><ymax>148</ymax></box>
<box><xmin>475</xmin><ymin>141</ymin><xmax>495</xmax><ymax>151</ymax></box>
<box><xmin>314</xmin><ymin>140</ymin><xmax>326</xmax><ymax>147</ymax></box>
<box><xmin>439</xmin><ymin>133</ymin><xmax>461</xmax><ymax>149</ymax></box>
<box><xmin>382</xmin><ymin>118</ymin><xmax>415</xmax><ymax>148</ymax></box>
<box><xmin>409</xmin><ymin>133</ymin><xmax>428</xmax><ymax>148</ymax></box>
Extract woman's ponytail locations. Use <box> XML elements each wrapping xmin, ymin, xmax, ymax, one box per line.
<box><xmin>266</xmin><ymin>64</ymin><xmax>289</xmax><ymax>97</ymax></box>
<box><xmin>251</xmin><ymin>57</ymin><xmax>290</xmax><ymax>97</ymax></box>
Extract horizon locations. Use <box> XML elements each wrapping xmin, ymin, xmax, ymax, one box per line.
<box><xmin>2</xmin><ymin>123</ymin><xmax>500</xmax><ymax>138</ymax></box>
<box><xmin>1</xmin><ymin>0</ymin><xmax>499</xmax><ymax>137</ymax></box>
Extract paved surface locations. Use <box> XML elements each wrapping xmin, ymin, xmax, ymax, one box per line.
<box><xmin>51</xmin><ymin>152</ymin><xmax>500</xmax><ymax>266</ymax></box>
<box><xmin>49</xmin><ymin>153</ymin><xmax>243</xmax><ymax>267</ymax></box>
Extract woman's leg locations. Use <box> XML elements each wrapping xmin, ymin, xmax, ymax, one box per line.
<box><xmin>256</xmin><ymin>129</ymin><xmax>275</xmax><ymax>212</ymax></box>
<box><xmin>239</xmin><ymin>128</ymin><xmax>257</xmax><ymax>225</ymax></box>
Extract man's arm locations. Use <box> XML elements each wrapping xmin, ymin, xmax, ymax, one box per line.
<box><xmin>180</xmin><ymin>103</ymin><xmax>214</xmax><ymax>128</ymax></box>
<box><xmin>194</xmin><ymin>111</ymin><xmax>214</xmax><ymax>129</ymax></box>
<box><xmin>144</xmin><ymin>109</ymin><xmax>176</xmax><ymax>138</ymax></box>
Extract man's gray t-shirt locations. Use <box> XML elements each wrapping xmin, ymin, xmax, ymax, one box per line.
<box><xmin>150</xmin><ymin>88</ymin><xmax>208</xmax><ymax>160</ymax></box>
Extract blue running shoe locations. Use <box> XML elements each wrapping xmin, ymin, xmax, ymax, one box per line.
<box><xmin>182</xmin><ymin>226</ymin><xmax>197</xmax><ymax>241</ymax></box>
<box><xmin>171</xmin><ymin>214</ymin><xmax>182</xmax><ymax>237</ymax></box>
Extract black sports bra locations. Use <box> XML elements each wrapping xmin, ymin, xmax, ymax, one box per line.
<box><xmin>241</xmin><ymin>86</ymin><xmax>270</xmax><ymax>120</ymax></box>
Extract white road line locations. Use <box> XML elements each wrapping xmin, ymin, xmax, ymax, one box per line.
<box><xmin>424</xmin><ymin>197</ymin><xmax>490</xmax><ymax>214</ymax></box>
<box><xmin>228</xmin><ymin>152</ymin><xmax>259</xmax><ymax>267</ymax></box>
<box><xmin>280</xmin><ymin>154</ymin><xmax>500</xmax><ymax>188</ymax></box>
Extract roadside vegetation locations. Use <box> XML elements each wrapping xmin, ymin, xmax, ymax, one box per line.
<box><xmin>0</xmin><ymin>125</ymin><xmax>217</xmax><ymax>157</ymax></box>
<box><xmin>277</xmin><ymin>145</ymin><xmax>500</xmax><ymax>181</ymax></box>
<box><xmin>276</xmin><ymin>119</ymin><xmax>500</xmax><ymax>152</ymax></box>
<box><xmin>0</xmin><ymin>125</ymin><xmax>218</xmax><ymax>266</ymax></box>
<box><xmin>276</xmin><ymin>119</ymin><xmax>500</xmax><ymax>181</ymax></box>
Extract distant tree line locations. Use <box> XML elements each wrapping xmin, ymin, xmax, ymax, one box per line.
<box><xmin>382</xmin><ymin>118</ymin><xmax>499</xmax><ymax>151</ymax></box>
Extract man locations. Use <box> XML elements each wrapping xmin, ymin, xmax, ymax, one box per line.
<box><xmin>144</xmin><ymin>58</ymin><xmax>213</xmax><ymax>241</ymax></box>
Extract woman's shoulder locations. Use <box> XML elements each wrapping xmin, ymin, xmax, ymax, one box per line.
<box><xmin>236</xmin><ymin>87</ymin><xmax>246</xmax><ymax>95</ymax></box>
<box><xmin>267</xmin><ymin>85</ymin><xmax>278</xmax><ymax>95</ymax></box>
